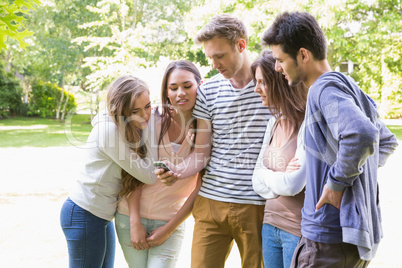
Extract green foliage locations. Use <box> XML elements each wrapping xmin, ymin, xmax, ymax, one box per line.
<box><xmin>325</xmin><ymin>0</ymin><xmax>402</xmax><ymax>118</ymax></box>
<box><xmin>0</xmin><ymin>0</ymin><xmax>41</xmax><ymax>50</ymax></box>
<box><xmin>193</xmin><ymin>0</ymin><xmax>402</xmax><ymax>118</ymax></box>
<box><xmin>75</xmin><ymin>0</ymin><xmax>200</xmax><ymax>91</ymax></box>
<box><xmin>0</xmin><ymin>65</ymin><xmax>22</xmax><ymax>118</ymax></box>
<box><xmin>3</xmin><ymin>0</ymin><xmax>98</xmax><ymax>91</ymax></box>
<box><xmin>204</xmin><ymin>69</ymin><xmax>219</xmax><ymax>79</ymax></box>
<box><xmin>28</xmin><ymin>81</ymin><xmax>77</xmax><ymax>118</ymax></box>
<box><xmin>1</xmin><ymin>0</ymin><xmax>401</xmax><ymax>119</ymax></box>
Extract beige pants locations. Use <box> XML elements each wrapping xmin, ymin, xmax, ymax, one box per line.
<box><xmin>191</xmin><ymin>195</ymin><xmax>264</xmax><ymax>268</ymax></box>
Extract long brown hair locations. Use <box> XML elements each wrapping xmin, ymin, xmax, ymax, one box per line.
<box><xmin>158</xmin><ymin>60</ymin><xmax>201</xmax><ymax>148</ymax></box>
<box><xmin>106</xmin><ymin>75</ymin><xmax>149</xmax><ymax>197</ymax></box>
<box><xmin>251</xmin><ymin>50</ymin><xmax>308</xmax><ymax>131</ymax></box>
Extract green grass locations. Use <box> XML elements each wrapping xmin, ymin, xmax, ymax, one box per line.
<box><xmin>387</xmin><ymin>125</ymin><xmax>402</xmax><ymax>141</ymax></box>
<box><xmin>0</xmin><ymin>114</ymin><xmax>93</xmax><ymax>147</ymax></box>
<box><xmin>0</xmin><ymin>116</ymin><xmax>401</xmax><ymax>148</ymax></box>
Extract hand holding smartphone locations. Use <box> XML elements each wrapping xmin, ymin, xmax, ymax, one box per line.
<box><xmin>153</xmin><ymin>161</ymin><xmax>172</xmax><ymax>172</ymax></box>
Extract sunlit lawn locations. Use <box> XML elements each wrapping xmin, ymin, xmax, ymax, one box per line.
<box><xmin>0</xmin><ymin>115</ymin><xmax>401</xmax><ymax>148</ymax></box>
<box><xmin>0</xmin><ymin>114</ymin><xmax>92</xmax><ymax>147</ymax></box>
<box><xmin>387</xmin><ymin>125</ymin><xmax>402</xmax><ymax>141</ymax></box>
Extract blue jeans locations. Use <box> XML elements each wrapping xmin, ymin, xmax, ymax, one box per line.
<box><xmin>60</xmin><ymin>198</ymin><xmax>116</xmax><ymax>268</ymax></box>
<box><xmin>115</xmin><ymin>211</ymin><xmax>185</xmax><ymax>268</ymax></box>
<box><xmin>262</xmin><ymin>223</ymin><xmax>300</xmax><ymax>268</ymax></box>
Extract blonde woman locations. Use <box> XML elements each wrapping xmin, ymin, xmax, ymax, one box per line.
<box><xmin>60</xmin><ymin>75</ymin><xmax>158</xmax><ymax>268</ymax></box>
<box><xmin>116</xmin><ymin>60</ymin><xmax>202</xmax><ymax>267</ymax></box>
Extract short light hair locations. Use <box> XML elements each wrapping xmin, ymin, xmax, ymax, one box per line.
<box><xmin>195</xmin><ymin>14</ymin><xmax>248</xmax><ymax>47</ymax></box>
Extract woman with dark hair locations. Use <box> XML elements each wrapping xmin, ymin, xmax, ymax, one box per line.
<box><xmin>60</xmin><ymin>75</ymin><xmax>158</xmax><ymax>268</ymax></box>
<box><xmin>115</xmin><ymin>60</ymin><xmax>202</xmax><ymax>267</ymax></box>
<box><xmin>251</xmin><ymin>50</ymin><xmax>308</xmax><ymax>268</ymax></box>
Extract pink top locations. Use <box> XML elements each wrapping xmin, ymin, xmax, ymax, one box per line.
<box><xmin>262</xmin><ymin>120</ymin><xmax>304</xmax><ymax>237</ymax></box>
<box><xmin>117</xmin><ymin>115</ymin><xmax>198</xmax><ymax>221</ymax></box>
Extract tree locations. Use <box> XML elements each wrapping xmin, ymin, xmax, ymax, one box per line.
<box><xmin>2</xmin><ymin>0</ymin><xmax>400</xmax><ymax>118</ymax></box>
<box><xmin>74</xmin><ymin>0</ymin><xmax>201</xmax><ymax>117</ymax></box>
<box><xmin>0</xmin><ymin>64</ymin><xmax>22</xmax><ymax>118</ymax></box>
<box><xmin>3</xmin><ymin>0</ymin><xmax>99</xmax><ymax>120</ymax></box>
<box><xmin>0</xmin><ymin>0</ymin><xmax>41</xmax><ymax>50</ymax></box>
<box><xmin>185</xmin><ymin>0</ymin><xmax>401</xmax><ymax>118</ymax></box>
<box><xmin>325</xmin><ymin>0</ymin><xmax>402</xmax><ymax>118</ymax></box>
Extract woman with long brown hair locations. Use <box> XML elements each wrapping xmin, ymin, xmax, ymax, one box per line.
<box><xmin>115</xmin><ymin>60</ymin><xmax>202</xmax><ymax>267</ymax></box>
<box><xmin>60</xmin><ymin>75</ymin><xmax>158</xmax><ymax>268</ymax></box>
<box><xmin>251</xmin><ymin>50</ymin><xmax>308</xmax><ymax>268</ymax></box>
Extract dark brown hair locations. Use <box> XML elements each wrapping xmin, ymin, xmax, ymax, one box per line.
<box><xmin>262</xmin><ymin>11</ymin><xmax>327</xmax><ymax>61</ymax></box>
<box><xmin>251</xmin><ymin>50</ymin><xmax>308</xmax><ymax>131</ymax></box>
<box><xmin>158</xmin><ymin>60</ymin><xmax>201</xmax><ymax>148</ymax></box>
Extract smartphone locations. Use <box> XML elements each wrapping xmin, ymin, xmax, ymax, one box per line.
<box><xmin>153</xmin><ymin>161</ymin><xmax>172</xmax><ymax>172</ymax></box>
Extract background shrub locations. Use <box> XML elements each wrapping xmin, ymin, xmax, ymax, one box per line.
<box><xmin>28</xmin><ymin>81</ymin><xmax>77</xmax><ymax>118</ymax></box>
<box><xmin>0</xmin><ymin>69</ymin><xmax>23</xmax><ymax>118</ymax></box>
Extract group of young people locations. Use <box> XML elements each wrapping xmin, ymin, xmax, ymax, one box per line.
<box><xmin>60</xmin><ymin>10</ymin><xmax>398</xmax><ymax>268</ymax></box>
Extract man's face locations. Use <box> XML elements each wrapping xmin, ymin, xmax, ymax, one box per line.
<box><xmin>271</xmin><ymin>44</ymin><xmax>304</xmax><ymax>87</ymax></box>
<box><xmin>204</xmin><ymin>37</ymin><xmax>243</xmax><ymax>79</ymax></box>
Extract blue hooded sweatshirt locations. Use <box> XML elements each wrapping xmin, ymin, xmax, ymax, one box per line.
<box><xmin>302</xmin><ymin>72</ymin><xmax>398</xmax><ymax>260</ymax></box>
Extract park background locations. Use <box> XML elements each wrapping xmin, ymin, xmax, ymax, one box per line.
<box><xmin>0</xmin><ymin>0</ymin><xmax>401</xmax><ymax>267</ymax></box>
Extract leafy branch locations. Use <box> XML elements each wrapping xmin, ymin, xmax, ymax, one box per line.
<box><xmin>0</xmin><ymin>0</ymin><xmax>41</xmax><ymax>50</ymax></box>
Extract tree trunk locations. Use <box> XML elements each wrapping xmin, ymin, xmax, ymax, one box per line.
<box><xmin>95</xmin><ymin>90</ymin><xmax>100</xmax><ymax>115</ymax></box>
<box><xmin>56</xmin><ymin>77</ymin><xmax>65</xmax><ymax>119</ymax></box>
<box><xmin>60</xmin><ymin>87</ymin><xmax>70</xmax><ymax>122</ymax></box>
<box><xmin>90</xmin><ymin>88</ymin><xmax>94</xmax><ymax>120</ymax></box>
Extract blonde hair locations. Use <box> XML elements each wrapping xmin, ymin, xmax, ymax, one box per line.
<box><xmin>195</xmin><ymin>14</ymin><xmax>248</xmax><ymax>47</ymax></box>
<box><xmin>106</xmin><ymin>75</ymin><xmax>149</xmax><ymax>196</ymax></box>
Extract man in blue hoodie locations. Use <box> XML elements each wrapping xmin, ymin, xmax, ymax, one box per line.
<box><xmin>262</xmin><ymin>11</ymin><xmax>398</xmax><ymax>267</ymax></box>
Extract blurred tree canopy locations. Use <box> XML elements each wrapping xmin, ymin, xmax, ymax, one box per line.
<box><xmin>325</xmin><ymin>0</ymin><xmax>402</xmax><ymax>118</ymax></box>
<box><xmin>2</xmin><ymin>0</ymin><xmax>401</xmax><ymax>118</ymax></box>
<box><xmin>72</xmin><ymin>0</ymin><xmax>199</xmax><ymax>92</ymax></box>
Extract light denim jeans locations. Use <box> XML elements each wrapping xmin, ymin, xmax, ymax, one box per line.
<box><xmin>262</xmin><ymin>223</ymin><xmax>300</xmax><ymax>268</ymax></box>
<box><xmin>60</xmin><ymin>197</ymin><xmax>116</xmax><ymax>268</ymax></box>
<box><xmin>115</xmin><ymin>211</ymin><xmax>185</xmax><ymax>268</ymax></box>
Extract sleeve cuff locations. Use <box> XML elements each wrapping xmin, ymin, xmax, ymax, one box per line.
<box><xmin>326</xmin><ymin>178</ymin><xmax>346</xmax><ymax>192</ymax></box>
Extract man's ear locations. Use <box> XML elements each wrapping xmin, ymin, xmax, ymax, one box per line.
<box><xmin>299</xmin><ymin>48</ymin><xmax>310</xmax><ymax>63</ymax></box>
<box><xmin>237</xmin><ymin>39</ymin><xmax>246</xmax><ymax>53</ymax></box>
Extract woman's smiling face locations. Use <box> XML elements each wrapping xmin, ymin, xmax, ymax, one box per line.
<box><xmin>167</xmin><ymin>69</ymin><xmax>198</xmax><ymax>113</ymax></box>
<box><xmin>130</xmin><ymin>91</ymin><xmax>151</xmax><ymax>130</ymax></box>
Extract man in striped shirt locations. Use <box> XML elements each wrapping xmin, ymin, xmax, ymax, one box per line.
<box><xmin>157</xmin><ymin>14</ymin><xmax>271</xmax><ymax>267</ymax></box>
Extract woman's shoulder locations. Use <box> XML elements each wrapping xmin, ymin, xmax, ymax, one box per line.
<box><xmin>91</xmin><ymin>111</ymin><xmax>118</xmax><ymax>135</ymax></box>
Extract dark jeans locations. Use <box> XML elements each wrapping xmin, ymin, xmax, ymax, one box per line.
<box><xmin>60</xmin><ymin>198</ymin><xmax>115</xmax><ymax>268</ymax></box>
<box><xmin>290</xmin><ymin>236</ymin><xmax>370</xmax><ymax>268</ymax></box>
